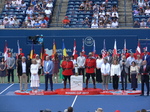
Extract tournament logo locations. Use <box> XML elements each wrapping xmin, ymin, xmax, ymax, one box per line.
<box><xmin>84</xmin><ymin>36</ymin><xmax>94</xmax><ymax>46</ymax></box>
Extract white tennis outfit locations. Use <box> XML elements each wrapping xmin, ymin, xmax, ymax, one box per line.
<box><xmin>30</xmin><ymin>64</ymin><xmax>39</xmax><ymax>87</ymax></box>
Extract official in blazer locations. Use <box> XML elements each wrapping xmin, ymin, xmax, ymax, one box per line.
<box><xmin>139</xmin><ymin>60</ymin><xmax>150</xmax><ymax>96</ymax></box>
<box><xmin>43</xmin><ymin>56</ymin><xmax>54</xmax><ymax>91</ymax></box>
<box><xmin>142</xmin><ymin>51</ymin><xmax>150</xmax><ymax>65</ymax></box>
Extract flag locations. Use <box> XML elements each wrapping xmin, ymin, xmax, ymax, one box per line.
<box><xmin>82</xmin><ymin>39</ymin><xmax>85</xmax><ymax>53</ymax></box>
<box><xmin>136</xmin><ymin>41</ymin><xmax>141</xmax><ymax>55</ymax></box>
<box><xmin>72</xmin><ymin>39</ymin><xmax>76</xmax><ymax>56</ymax></box>
<box><xmin>17</xmin><ymin>40</ymin><xmax>20</xmax><ymax>55</ymax></box>
<box><xmin>62</xmin><ymin>39</ymin><xmax>67</xmax><ymax>56</ymax></box>
<box><xmin>93</xmin><ymin>39</ymin><xmax>96</xmax><ymax>55</ymax></box>
<box><xmin>4</xmin><ymin>40</ymin><xmax>8</xmax><ymax>61</ymax></box>
<box><xmin>52</xmin><ymin>39</ymin><xmax>57</xmax><ymax>55</ymax></box>
<box><xmin>102</xmin><ymin>39</ymin><xmax>107</xmax><ymax>58</ymax></box>
<box><xmin>40</xmin><ymin>43</ymin><xmax>45</xmax><ymax>61</ymax></box>
<box><xmin>143</xmin><ymin>41</ymin><xmax>148</xmax><ymax>51</ymax></box>
<box><xmin>113</xmin><ymin>40</ymin><xmax>117</xmax><ymax>56</ymax></box>
<box><xmin>30</xmin><ymin>42</ymin><xmax>34</xmax><ymax>59</ymax></box>
<box><xmin>123</xmin><ymin>39</ymin><xmax>126</xmax><ymax>54</ymax></box>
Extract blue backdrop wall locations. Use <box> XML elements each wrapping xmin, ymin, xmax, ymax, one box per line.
<box><xmin>0</xmin><ymin>29</ymin><xmax>150</xmax><ymax>57</ymax></box>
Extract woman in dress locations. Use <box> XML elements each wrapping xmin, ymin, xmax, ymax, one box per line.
<box><xmin>35</xmin><ymin>54</ymin><xmax>42</xmax><ymax>76</ymax></box>
<box><xmin>0</xmin><ymin>57</ymin><xmax>6</xmax><ymax>83</ymax></box>
<box><xmin>130</xmin><ymin>61</ymin><xmax>139</xmax><ymax>91</ymax></box>
<box><xmin>59</xmin><ymin>56</ymin><xmax>65</xmax><ymax>83</ymax></box>
<box><xmin>111</xmin><ymin>59</ymin><xmax>121</xmax><ymax>90</ymax></box>
<box><xmin>30</xmin><ymin>59</ymin><xmax>39</xmax><ymax>91</ymax></box>
<box><xmin>52</xmin><ymin>53</ymin><xmax>59</xmax><ymax>83</ymax></box>
<box><xmin>135</xmin><ymin>54</ymin><xmax>142</xmax><ymax>83</ymax></box>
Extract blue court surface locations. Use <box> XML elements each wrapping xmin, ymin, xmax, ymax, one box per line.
<box><xmin>0</xmin><ymin>83</ymin><xmax>150</xmax><ymax>112</ymax></box>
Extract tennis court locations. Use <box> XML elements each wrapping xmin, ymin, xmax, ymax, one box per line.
<box><xmin>0</xmin><ymin>83</ymin><xmax>150</xmax><ymax>112</ymax></box>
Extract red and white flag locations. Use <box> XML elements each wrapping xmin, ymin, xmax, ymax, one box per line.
<box><xmin>123</xmin><ymin>39</ymin><xmax>126</xmax><ymax>54</ymax></box>
<box><xmin>136</xmin><ymin>41</ymin><xmax>141</xmax><ymax>54</ymax></box>
<box><xmin>4</xmin><ymin>40</ymin><xmax>8</xmax><ymax>61</ymax></box>
<box><xmin>72</xmin><ymin>39</ymin><xmax>76</xmax><ymax>56</ymax></box>
<box><xmin>17</xmin><ymin>40</ymin><xmax>20</xmax><ymax>55</ymax></box>
<box><xmin>113</xmin><ymin>40</ymin><xmax>117</xmax><ymax>56</ymax></box>
<box><xmin>93</xmin><ymin>39</ymin><xmax>96</xmax><ymax>55</ymax></box>
<box><xmin>82</xmin><ymin>39</ymin><xmax>85</xmax><ymax>53</ymax></box>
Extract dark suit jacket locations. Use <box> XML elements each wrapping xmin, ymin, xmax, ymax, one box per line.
<box><xmin>26</xmin><ymin>59</ymin><xmax>32</xmax><ymax>74</ymax></box>
<box><xmin>142</xmin><ymin>55</ymin><xmax>150</xmax><ymax>65</ymax></box>
<box><xmin>17</xmin><ymin>61</ymin><xmax>28</xmax><ymax>76</ymax></box>
<box><xmin>139</xmin><ymin>65</ymin><xmax>150</xmax><ymax>74</ymax></box>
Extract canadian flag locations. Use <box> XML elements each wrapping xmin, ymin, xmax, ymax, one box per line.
<box><xmin>113</xmin><ymin>40</ymin><xmax>117</xmax><ymax>56</ymax></box>
<box><xmin>136</xmin><ymin>41</ymin><xmax>141</xmax><ymax>54</ymax></box>
<box><xmin>4</xmin><ymin>40</ymin><xmax>8</xmax><ymax>61</ymax></box>
<box><xmin>72</xmin><ymin>39</ymin><xmax>76</xmax><ymax>56</ymax></box>
<box><xmin>82</xmin><ymin>39</ymin><xmax>85</xmax><ymax>53</ymax></box>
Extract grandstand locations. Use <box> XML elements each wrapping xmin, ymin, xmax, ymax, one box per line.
<box><xmin>0</xmin><ymin>0</ymin><xmax>136</xmax><ymax>28</ymax></box>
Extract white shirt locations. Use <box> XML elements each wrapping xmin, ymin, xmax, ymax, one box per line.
<box><xmin>111</xmin><ymin>21</ymin><xmax>118</xmax><ymax>28</ymax></box>
<box><xmin>126</xmin><ymin>56</ymin><xmax>135</xmax><ymax>66</ymax></box>
<box><xmin>22</xmin><ymin>62</ymin><xmax>26</xmax><ymax>73</ymax></box>
<box><xmin>101</xmin><ymin>63</ymin><xmax>110</xmax><ymax>75</ymax></box>
<box><xmin>112</xmin><ymin>12</ymin><xmax>119</xmax><ymax>18</ymax></box>
<box><xmin>96</xmin><ymin>59</ymin><xmax>103</xmax><ymax>68</ymax></box>
<box><xmin>110</xmin><ymin>64</ymin><xmax>121</xmax><ymax>76</ymax></box>
<box><xmin>46</xmin><ymin>3</ymin><xmax>53</xmax><ymax>8</ymax></box>
<box><xmin>71</xmin><ymin>59</ymin><xmax>77</xmax><ymax>65</ymax></box>
<box><xmin>140</xmin><ymin>22</ymin><xmax>146</xmax><ymax>27</ymax></box>
<box><xmin>30</xmin><ymin>64</ymin><xmax>38</xmax><ymax>75</ymax></box>
<box><xmin>36</xmin><ymin>59</ymin><xmax>41</xmax><ymax>68</ymax></box>
<box><xmin>91</xmin><ymin>23</ymin><xmax>98</xmax><ymax>28</ymax></box>
<box><xmin>145</xmin><ymin>9</ymin><xmax>150</xmax><ymax>15</ymax></box>
<box><xmin>26</xmin><ymin>9</ymin><xmax>33</xmax><ymax>15</ymax></box>
<box><xmin>45</xmin><ymin>9</ymin><xmax>51</xmax><ymax>15</ymax></box>
<box><xmin>77</xmin><ymin>56</ymin><xmax>86</xmax><ymax>68</ymax></box>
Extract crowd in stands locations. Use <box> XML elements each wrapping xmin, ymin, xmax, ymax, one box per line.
<box><xmin>63</xmin><ymin>0</ymin><xmax>119</xmax><ymax>28</ymax></box>
<box><xmin>132</xmin><ymin>0</ymin><xmax>150</xmax><ymax>28</ymax></box>
<box><xmin>0</xmin><ymin>0</ymin><xmax>55</xmax><ymax>28</ymax></box>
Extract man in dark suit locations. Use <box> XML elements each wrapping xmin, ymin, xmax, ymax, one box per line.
<box><xmin>139</xmin><ymin>60</ymin><xmax>150</xmax><ymax>96</ymax></box>
<box><xmin>142</xmin><ymin>51</ymin><xmax>150</xmax><ymax>65</ymax></box>
<box><xmin>18</xmin><ymin>56</ymin><xmax>28</xmax><ymax>91</ymax></box>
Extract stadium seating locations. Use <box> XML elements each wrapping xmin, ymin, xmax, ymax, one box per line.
<box><xmin>64</xmin><ymin>0</ymin><xmax>118</xmax><ymax>28</ymax></box>
<box><xmin>0</xmin><ymin>0</ymin><xmax>56</xmax><ymax>28</ymax></box>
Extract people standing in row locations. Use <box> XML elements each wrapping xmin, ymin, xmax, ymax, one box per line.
<box><xmin>18</xmin><ymin>56</ymin><xmax>28</xmax><ymax>91</ymax></box>
<box><xmin>0</xmin><ymin>57</ymin><xmax>6</xmax><ymax>83</ymax></box>
<box><xmin>7</xmin><ymin>52</ymin><xmax>15</xmax><ymax>83</ymax></box>
<box><xmin>126</xmin><ymin>53</ymin><xmax>135</xmax><ymax>83</ymax></box>
<box><xmin>52</xmin><ymin>53</ymin><xmax>59</xmax><ymax>83</ymax></box>
<box><xmin>30</xmin><ymin>59</ymin><xmax>40</xmax><ymax>91</ymax></box>
<box><xmin>101</xmin><ymin>58</ymin><xmax>110</xmax><ymax>90</ymax></box>
<box><xmin>77</xmin><ymin>52</ymin><xmax>86</xmax><ymax>82</ymax></box>
<box><xmin>111</xmin><ymin>59</ymin><xmax>121</xmax><ymax>90</ymax></box>
<box><xmin>61</xmin><ymin>55</ymin><xmax>73</xmax><ymax>89</ymax></box>
<box><xmin>120</xmin><ymin>55</ymin><xmax>128</xmax><ymax>90</ymax></box>
<box><xmin>43</xmin><ymin>56</ymin><xmax>54</xmax><ymax>91</ymax></box>
<box><xmin>139</xmin><ymin>60</ymin><xmax>150</xmax><ymax>96</ymax></box>
<box><xmin>96</xmin><ymin>54</ymin><xmax>103</xmax><ymax>83</ymax></box>
<box><xmin>130</xmin><ymin>61</ymin><xmax>139</xmax><ymax>91</ymax></box>
<box><xmin>85</xmin><ymin>52</ymin><xmax>96</xmax><ymax>89</ymax></box>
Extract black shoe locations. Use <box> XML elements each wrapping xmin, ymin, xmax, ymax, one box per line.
<box><xmin>140</xmin><ymin>94</ymin><xmax>144</xmax><ymax>96</ymax></box>
<box><xmin>147</xmin><ymin>94</ymin><xmax>149</xmax><ymax>96</ymax></box>
<box><xmin>121</xmin><ymin>89</ymin><xmax>124</xmax><ymax>90</ymax></box>
<box><xmin>93</xmin><ymin>86</ymin><xmax>96</xmax><ymax>89</ymax></box>
<box><xmin>63</xmin><ymin>87</ymin><xmax>66</xmax><ymax>89</ymax></box>
<box><xmin>132</xmin><ymin>89</ymin><xmax>136</xmax><ymax>91</ymax></box>
<box><xmin>84</xmin><ymin>86</ymin><xmax>88</xmax><ymax>89</ymax></box>
<box><xmin>45</xmin><ymin>90</ymin><xmax>47</xmax><ymax>91</ymax></box>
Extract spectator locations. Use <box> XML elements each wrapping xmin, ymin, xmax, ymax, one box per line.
<box><xmin>26</xmin><ymin>7</ymin><xmax>33</xmax><ymax>16</ymax></box>
<box><xmin>99</xmin><ymin>22</ymin><xmax>104</xmax><ymax>28</ymax></box>
<box><xmin>79</xmin><ymin>1</ymin><xmax>86</xmax><ymax>10</ymax></box>
<box><xmin>14</xmin><ymin>17</ymin><xmax>20</xmax><ymax>26</ymax></box>
<box><xmin>20</xmin><ymin>1</ymin><xmax>26</xmax><ymax>11</ymax></box>
<box><xmin>111</xmin><ymin>19</ymin><xmax>118</xmax><ymax>28</ymax></box>
<box><xmin>83</xmin><ymin>17</ymin><xmax>90</xmax><ymax>26</ymax></box>
<box><xmin>138</xmin><ymin>0</ymin><xmax>144</xmax><ymax>8</ymax></box>
<box><xmin>93</xmin><ymin>4</ymin><xmax>99</xmax><ymax>12</ymax></box>
<box><xmin>46</xmin><ymin>1</ymin><xmax>53</xmax><ymax>8</ymax></box>
<box><xmin>45</xmin><ymin>7</ymin><xmax>52</xmax><ymax>16</ymax></box>
<box><xmin>146</xmin><ymin>18</ymin><xmax>150</xmax><ymax>27</ymax></box>
<box><xmin>67</xmin><ymin>107</ymin><xmax>73</xmax><ymax>112</ymax></box>
<box><xmin>112</xmin><ymin>10</ymin><xmax>119</xmax><ymax>18</ymax></box>
<box><xmin>106</xmin><ymin>21</ymin><xmax>111</xmax><ymax>28</ymax></box>
<box><xmin>9</xmin><ymin>17</ymin><xmax>15</xmax><ymax>26</ymax></box>
<box><xmin>140</xmin><ymin>19</ymin><xmax>146</xmax><ymax>28</ymax></box>
<box><xmin>133</xmin><ymin>20</ymin><xmax>140</xmax><ymax>28</ymax></box>
<box><xmin>44</xmin><ymin>15</ymin><xmax>49</xmax><ymax>21</ymax></box>
<box><xmin>91</xmin><ymin>21</ymin><xmax>98</xmax><ymax>28</ymax></box>
<box><xmin>144</xmin><ymin>7</ymin><xmax>150</xmax><ymax>15</ymax></box>
<box><xmin>3</xmin><ymin>17</ymin><xmax>9</xmax><ymax>26</ymax></box>
<box><xmin>100</xmin><ymin>4</ymin><xmax>105</xmax><ymax>11</ymax></box>
<box><xmin>112</xmin><ymin>14</ymin><xmax>118</xmax><ymax>21</ymax></box>
<box><xmin>95</xmin><ymin>108</ymin><xmax>103</xmax><ymax>112</ymax></box>
<box><xmin>62</xmin><ymin>16</ymin><xmax>70</xmax><ymax>25</ymax></box>
<box><xmin>133</xmin><ymin>8</ymin><xmax>140</xmax><ymax>15</ymax></box>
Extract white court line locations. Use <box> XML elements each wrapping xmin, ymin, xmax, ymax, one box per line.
<box><xmin>71</xmin><ymin>95</ymin><xmax>78</xmax><ymax>107</ymax></box>
<box><xmin>0</xmin><ymin>83</ymin><xmax>14</xmax><ymax>95</ymax></box>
